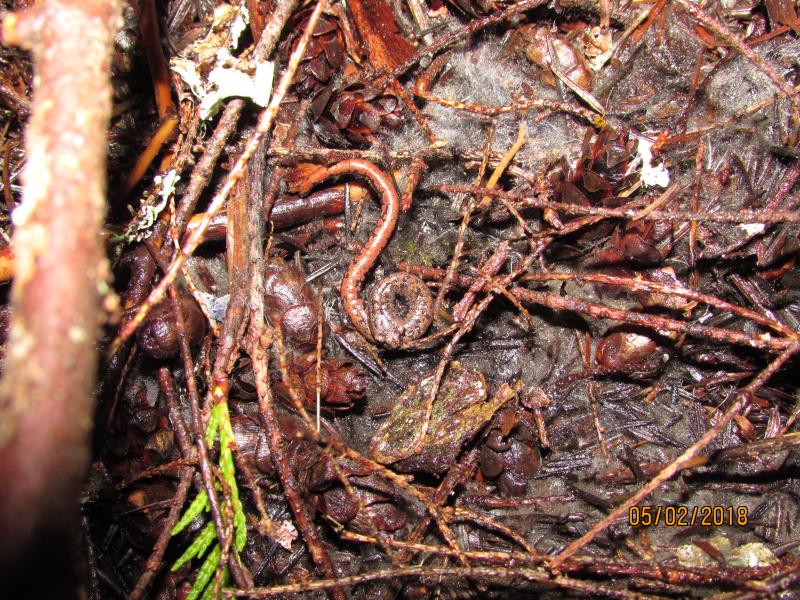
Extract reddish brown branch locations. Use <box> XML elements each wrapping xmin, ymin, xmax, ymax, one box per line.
<box><xmin>129</xmin><ymin>465</ymin><xmax>193</xmax><ymax>600</ymax></box>
<box><xmin>437</xmin><ymin>184</ymin><xmax>800</xmax><ymax>225</ymax></box>
<box><xmin>0</xmin><ymin>0</ymin><xmax>121</xmax><ymax>579</ymax></box>
<box><xmin>241</xmin><ymin>106</ymin><xmax>344</xmax><ymax>599</ymax></box>
<box><xmin>247</xmin><ymin>328</ymin><xmax>346</xmax><ymax>600</ymax></box>
<box><xmin>227</xmin><ymin>564</ymin><xmax>643</xmax><ymax>599</ymax></box>
<box><xmin>510</xmin><ymin>286</ymin><xmax>793</xmax><ymax>353</ymax></box>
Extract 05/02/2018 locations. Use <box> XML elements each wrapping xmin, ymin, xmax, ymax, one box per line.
<box><xmin>629</xmin><ymin>505</ymin><xmax>748</xmax><ymax>527</ymax></box>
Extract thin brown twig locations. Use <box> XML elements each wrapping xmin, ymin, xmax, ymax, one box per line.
<box><xmin>318</xmin><ymin>531</ymin><xmax>800</xmax><ymax>588</ymax></box>
<box><xmin>158</xmin><ymin>367</ymin><xmax>194</xmax><ymax>456</ymax></box>
<box><xmin>403</xmin><ymin>261</ymin><xmax>797</xmax><ymax>352</ymax></box>
<box><xmin>270</xmin><ymin>324</ymin><xmax>401</xmax><ymax>566</ymax></box>
<box><xmin>111</xmin><ymin>459</ymin><xmax>197</xmax><ymax>491</ymax></box>
<box><xmin>227</xmin><ymin>134</ymin><xmax>296</xmax><ymax>544</ymax></box>
<box><xmin>452</xmin><ymin>241</ymin><xmax>510</xmax><ymax>322</ymax></box>
<box><xmin>225</xmin><ymin>564</ymin><xmax>648</xmax><ymax>599</ymax></box>
<box><xmin>437</xmin><ymin>184</ymin><xmax>800</xmax><ymax>224</ymax></box>
<box><xmin>389</xmin><ymin>0</ymin><xmax>549</xmax><ymax>79</ymax></box>
<box><xmin>431</xmin><ymin>124</ymin><xmax>494</xmax><ymax>323</ymax></box>
<box><xmin>409</xmin><ymin>264</ymin><xmax>800</xmax><ymax>341</ymax></box>
<box><xmin>510</xmin><ymin>286</ymin><xmax>794</xmax><ymax>353</ymax></box>
<box><xmin>128</xmin><ymin>467</ymin><xmax>193</xmax><ymax>600</ymax></box>
<box><xmin>112</xmin><ymin>0</ymin><xmax>329</xmax><ymax>354</ymax></box>
<box><xmin>395</xmin><ymin>448</ymin><xmax>481</xmax><ymax>566</ymax></box>
<box><xmin>673</xmin><ymin>0</ymin><xmax>800</xmax><ymax>125</ymax></box>
<box><xmin>578</xmin><ymin>331</ymin><xmax>609</xmax><ymax>462</ymax></box>
<box><xmin>446</xmin><ymin>506</ymin><xmax>537</xmax><ymax>554</ymax></box>
<box><xmin>241</xmin><ymin>106</ymin><xmax>345</xmax><ymax>597</ymax></box>
<box><xmin>518</xmin><ymin>272</ymin><xmax>799</xmax><ymax>340</ymax></box>
<box><xmin>415</xmin><ymin>88</ymin><xmax>602</xmax><ymax>126</ymax></box>
<box><xmin>549</xmin><ymin>340</ymin><xmax>800</xmax><ymax>569</ymax></box>
<box><xmin>167</xmin><ymin>283</ymin><xmax>252</xmax><ymax>589</ymax></box>
<box><xmin>174</xmin><ymin>101</ymin><xmax>246</xmax><ymax>233</ymax></box>
<box><xmin>689</xmin><ymin>141</ymin><xmax>704</xmax><ymax>286</ymax></box>
<box><xmin>245</xmin><ymin>326</ymin><xmax>346</xmax><ymax>600</ymax></box>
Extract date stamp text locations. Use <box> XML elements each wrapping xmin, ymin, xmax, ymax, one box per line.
<box><xmin>628</xmin><ymin>505</ymin><xmax>748</xmax><ymax>527</ymax></box>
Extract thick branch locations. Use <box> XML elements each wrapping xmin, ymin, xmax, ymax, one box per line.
<box><xmin>0</xmin><ymin>0</ymin><xmax>121</xmax><ymax>578</ymax></box>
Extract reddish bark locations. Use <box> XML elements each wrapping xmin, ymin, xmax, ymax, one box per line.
<box><xmin>347</xmin><ymin>0</ymin><xmax>416</xmax><ymax>71</ymax></box>
<box><xmin>0</xmin><ymin>0</ymin><xmax>121</xmax><ymax>588</ymax></box>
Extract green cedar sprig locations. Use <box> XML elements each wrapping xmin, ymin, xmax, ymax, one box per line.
<box><xmin>171</xmin><ymin>401</ymin><xmax>247</xmax><ymax>600</ymax></box>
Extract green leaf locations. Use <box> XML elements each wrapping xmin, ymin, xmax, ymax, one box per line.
<box><xmin>172</xmin><ymin>521</ymin><xmax>215</xmax><ymax>571</ymax></box>
<box><xmin>233</xmin><ymin>504</ymin><xmax>247</xmax><ymax>552</ymax></box>
<box><xmin>172</xmin><ymin>489</ymin><xmax>209</xmax><ymax>536</ymax></box>
<box><xmin>175</xmin><ymin>399</ymin><xmax>246</xmax><ymax>597</ymax></box>
<box><xmin>205</xmin><ymin>403</ymin><xmax>222</xmax><ymax>448</ymax></box>
<box><xmin>217</xmin><ymin>405</ymin><xmax>247</xmax><ymax>552</ymax></box>
<box><xmin>200</xmin><ymin>567</ymin><xmax>229</xmax><ymax>600</ymax></box>
<box><xmin>186</xmin><ymin>543</ymin><xmax>221</xmax><ymax>600</ymax></box>
<box><xmin>217</xmin><ymin>455</ymin><xmax>246</xmax><ymax>551</ymax></box>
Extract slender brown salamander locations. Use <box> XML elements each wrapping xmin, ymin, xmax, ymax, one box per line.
<box><xmin>304</xmin><ymin>159</ymin><xmax>433</xmax><ymax>348</ymax></box>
